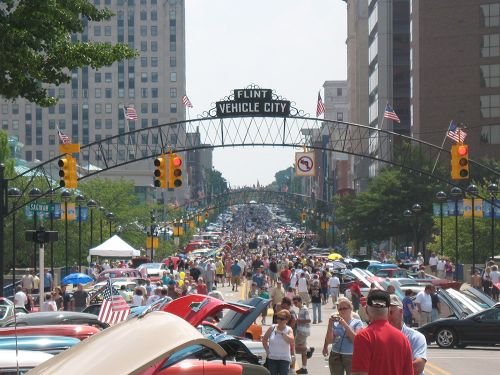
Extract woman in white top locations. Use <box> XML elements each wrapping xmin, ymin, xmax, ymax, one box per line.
<box><xmin>262</xmin><ymin>309</ymin><xmax>295</xmax><ymax>375</ymax></box>
<box><xmin>132</xmin><ymin>287</ymin><xmax>145</xmax><ymax>306</ymax></box>
<box><xmin>41</xmin><ymin>293</ymin><xmax>57</xmax><ymax>312</ymax></box>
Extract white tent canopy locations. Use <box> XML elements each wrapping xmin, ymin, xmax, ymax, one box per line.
<box><xmin>89</xmin><ymin>235</ymin><xmax>140</xmax><ymax>257</ymax></box>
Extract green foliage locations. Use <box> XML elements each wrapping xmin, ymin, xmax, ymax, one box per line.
<box><xmin>0</xmin><ymin>0</ymin><xmax>136</xmax><ymax>106</ymax></box>
<box><xmin>0</xmin><ymin>130</ymin><xmax>14</xmax><ymax>175</ymax></box>
<box><xmin>204</xmin><ymin>167</ymin><xmax>228</xmax><ymax>196</ymax></box>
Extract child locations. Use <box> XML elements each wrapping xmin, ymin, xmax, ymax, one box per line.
<box><xmin>259</xmin><ymin>285</ymin><xmax>270</xmax><ymax>325</ymax></box>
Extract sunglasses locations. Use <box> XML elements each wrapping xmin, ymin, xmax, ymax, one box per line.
<box><xmin>338</xmin><ymin>307</ymin><xmax>351</xmax><ymax>311</ymax></box>
<box><xmin>276</xmin><ymin>317</ymin><xmax>287</xmax><ymax>321</ymax></box>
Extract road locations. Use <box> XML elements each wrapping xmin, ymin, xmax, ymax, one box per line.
<box><xmin>219</xmin><ymin>279</ymin><xmax>500</xmax><ymax>374</ymax></box>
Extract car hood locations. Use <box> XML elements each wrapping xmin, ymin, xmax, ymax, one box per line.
<box><xmin>163</xmin><ymin>294</ymin><xmax>252</xmax><ymax>327</ymax></box>
<box><xmin>218</xmin><ymin>297</ymin><xmax>270</xmax><ymax>337</ymax></box>
<box><xmin>28</xmin><ymin>311</ymin><xmax>227</xmax><ymax>375</ymax></box>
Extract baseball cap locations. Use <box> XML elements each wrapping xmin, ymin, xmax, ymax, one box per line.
<box><xmin>366</xmin><ymin>290</ymin><xmax>390</xmax><ymax>308</ymax></box>
<box><xmin>389</xmin><ymin>294</ymin><xmax>403</xmax><ymax>309</ymax></box>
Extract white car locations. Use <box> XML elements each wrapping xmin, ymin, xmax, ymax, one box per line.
<box><xmin>137</xmin><ymin>262</ymin><xmax>168</xmax><ymax>278</ymax></box>
<box><xmin>0</xmin><ymin>349</ymin><xmax>53</xmax><ymax>374</ymax></box>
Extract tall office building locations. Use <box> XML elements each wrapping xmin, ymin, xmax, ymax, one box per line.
<box><xmin>411</xmin><ymin>0</ymin><xmax>500</xmax><ymax>160</ymax></box>
<box><xmin>0</xmin><ymin>0</ymin><xmax>188</xmax><ymax>202</ymax></box>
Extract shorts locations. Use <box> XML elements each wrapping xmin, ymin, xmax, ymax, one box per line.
<box><xmin>430</xmin><ymin>265</ymin><xmax>437</xmax><ymax>272</ymax></box>
<box><xmin>329</xmin><ymin>287</ymin><xmax>339</xmax><ymax>298</ymax></box>
<box><xmin>231</xmin><ymin>276</ymin><xmax>241</xmax><ymax>285</ymax></box>
<box><xmin>295</xmin><ymin>333</ymin><xmax>308</xmax><ymax>353</ymax></box>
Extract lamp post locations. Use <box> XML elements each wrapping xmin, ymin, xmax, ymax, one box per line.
<box><xmin>99</xmin><ymin>206</ymin><xmax>105</xmax><ymax>243</ymax></box>
<box><xmin>75</xmin><ymin>194</ymin><xmax>85</xmax><ymax>272</ymax></box>
<box><xmin>487</xmin><ymin>183</ymin><xmax>498</xmax><ymax>261</ymax></box>
<box><xmin>150</xmin><ymin>209</ymin><xmax>156</xmax><ymax>260</ymax></box>
<box><xmin>412</xmin><ymin>203</ymin><xmax>422</xmax><ymax>259</ymax></box>
<box><xmin>61</xmin><ymin>189</ymin><xmax>72</xmax><ymax>276</ymax></box>
<box><xmin>106</xmin><ymin>212</ymin><xmax>115</xmax><ymax>238</ymax></box>
<box><xmin>87</xmin><ymin>200</ymin><xmax>97</xmax><ymax>249</ymax></box>
<box><xmin>7</xmin><ymin>188</ymin><xmax>21</xmax><ymax>288</ymax></box>
<box><xmin>403</xmin><ymin>209</ymin><xmax>413</xmax><ymax>253</ymax></box>
<box><xmin>450</xmin><ymin>187</ymin><xmax>463</xmax><ymax>281</ymax></box>
<box><xmin>48</xmin><ymin>189</ymin><xmax>56</xmax><ymax>277</ymax></box>
<box><xmin>467</xmin><ymin>184</ymin><xmax>478</xmax><ymax>274</ymax></box>
<box><xmin>28</xmin><ymin>188</ymin><xmax>42</xmax><ymax>272</ymax></box>
<box><xmin>436</xmin><ymin>191</ymin><xmax>447</xmax><ymax>257</ymax></box>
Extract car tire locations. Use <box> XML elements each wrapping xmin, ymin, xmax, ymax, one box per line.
<box><xmin>436</xmin><ymin>328</ymin><xmax>457</xmax><ymax>348</ymax></box>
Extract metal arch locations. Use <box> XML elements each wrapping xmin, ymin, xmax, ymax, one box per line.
<box><xmin>165</xmin><ymin>189</ymin><xmax>333</xmax><ymax>217</ymax></box>
<box><xmin>6</xmin><ymin>115</ymin><xmax>500</xmax><ymax>215</ymax></box>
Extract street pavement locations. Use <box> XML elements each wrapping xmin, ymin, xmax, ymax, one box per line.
<box><xmin>218</xmin><ymin>279</ymin><xmax>500</xmax><ymax>375</ymax></box>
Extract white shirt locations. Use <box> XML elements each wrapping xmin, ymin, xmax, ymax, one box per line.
<box><xmin>429</xmin><ymin>256</ymin><xmax>438</xmax><ymax>266</ymax></box>
<box><xmin>415</xmin><ymin>291</ymin><xmax>432</xmax><ymax>313</ymax></box>
<box><xmin>328</xmin><ymin>276</ymin><xmax>340</xmax><ymax>288</ymax></box>
<box><xmin>297</xmin><ymin>277</ymin><xmax>308</xmax><ymax>293</ymax></box>
<box><xmin>268</xmin><ymin>325</ymin><xmax>292</xmax><ymax>362</ymax></box>
<box><xmin>437</xmin><ymin>260</ymin><xmax>445</xmax><ymax>271</ymax></box>
<box><xmin>132</xmin><ymin>295</ymin><xmax>144</xmax><ymax>306</ymax></box>
<box><xmin>41</xmin><ymin>300</ymin><xmax>57</xmax><ymax>312</ymax></box>
<box><xmin>14</xmin><ymin>291</ymin><xmax>27</xmax><ymax>307</ymax></box>
<box><xmin>491</xmin><ymin>270</ymin><xmax>500</xmax><ymax>284</ymax></box>
<box><xmin>239</xmin><ymin>259</ymin><xmax>247</xmax><ymax>272</ymax></box>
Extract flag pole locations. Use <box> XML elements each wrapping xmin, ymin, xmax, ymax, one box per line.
<box><xmin>431</xmin><ymin>121</ymin><xmax>453</xmax><ymax>174</ymax></box>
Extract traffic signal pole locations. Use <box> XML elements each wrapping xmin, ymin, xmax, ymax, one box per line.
<box><xmin>0</xmin><ymin>164</ymin><xmax>5</xmax><ymax>296</ymax></box>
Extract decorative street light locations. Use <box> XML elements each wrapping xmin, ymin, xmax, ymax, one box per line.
<box><xmin>61</xmin><ymin>189</ymin><xmax>72</xmax><ymax>276</ymax></box>
<box><xmin>99</xmin><ymin>206</ymin><xmax>105</xmax><ymax>243</ymax></box>
<box><xmin>412</xmin><ymin>203</ymin><xmax>422</xmax><ymax>258</ymax></box>
<box><xmin>487</xmin><ymin>183</ymin><xmax>498</xmax><ymax>261</ymax></box>
<box><xmin>436</xmin><ymin>191</ymin><xmax>447</xmax><ymax>256</ymax></box>
<box><xmin>450</xmin><ymin>186</ymin><xmax>463</xmax><ymax>281</ymax></box>
<box><xmin>467</xmin><ymin>184</ymin><xmax>479</xmax><ymax>274</ymax></box>
<box><xmin>403</xmin><ymin>209</ymin><xmax>413</xmax><ymax>253</ymax></box>
<box><xmin>87</xmin><ymin>200</ymin><xmax>97</xmax><ymax>249</ymax></box>
<box><xmin>7</xmin><ymin>187</ymin><xmax>21</xmax><ymax>287</ymax></box>
<box><xmin>75</xmin><ymin>194</ymin><xmax>85</xmax><ymax>272</ymax></box>
<box><xmin>47</xmin><ymin>189</ymin><xmax>57</xmax><ymax>276</ymax></box>
<box><xmin>28</xmin><ymin>188</ymin><xmax>42</xmax><ymax>272</ymax></box>
<box><xmin>106</xmin><ymin>212</ymin><xmax>115</xmax><ymax>238</ymax></box>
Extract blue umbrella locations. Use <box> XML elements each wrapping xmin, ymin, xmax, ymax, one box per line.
<box><xmin>61</xmin><ymin>273</ymin><xmax>93</xmax><ymax>285</ymax></box>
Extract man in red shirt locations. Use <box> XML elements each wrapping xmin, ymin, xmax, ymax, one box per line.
<box><xmin>280</xmin><ymin>266</ymin><xmax>292</xmax><ymax>290</ymax></box>
<box><xmin>352</xmin><ymin>290</ymin><xmax>413</xmax><ymax>375</ymax></box>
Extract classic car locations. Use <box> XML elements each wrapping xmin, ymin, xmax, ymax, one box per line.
<box><xmin>0</xmin><ymin>298</ymin><xmax>29</xmax><ymax>325</ymax></box>
<box><xmin>2</xmin><ymin>311</ymin><xmax>109</xmax><ymax>329</ymax></box>
<box><xmin>0</xmin><ymin>335</ymin><xmax>80</xmax><ymax>355</ymax></box>
<box><xmin>96</xmin><ymin>268</ymin><xmax>142</xmax><ymax>282</ymax></box>
<box><xmin>28</xmin><ymin>311</ymin><xmax>270</xmax><ymax>375</ymax></box>
<box><xmin>0</xmin><ymin>324</ymin><xmax>101</xmax><ymax>341</ymax></box>
<box><xmin>137</xmin><ymin>262</ymin><xmax>169</xmax><ymax>279</ymax></box>
<box><xmin>0</xmin><ymin>349</ymin><xmax>53</xmax><ymax>374</ymax></box>
<box><xmin>417</xmin><ymin>304</ymin><xmax>500</xmax><ymax>348</ymax></box>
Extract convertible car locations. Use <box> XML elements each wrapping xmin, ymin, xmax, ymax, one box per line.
<box><xmin>417</xmin><ymin>304</ymin><xmax>500</xmax><ymax>348</ymax></box>
<box><xmin>28</xmin><ymin>311</ymin><xmax>269</xmax><ymax>375</ymax></box>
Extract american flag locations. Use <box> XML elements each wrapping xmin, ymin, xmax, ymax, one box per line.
<box><xmin>97</xmin><ymin>279</ymin><xmax>130</xmax><ymax>325</ymax></box>
<box><xmin>316</xmin><ymin>91</ymin><xmax>325</xmax><ymax>117</ymax></box>
<box><xmin>383</xmin><ymin>104</ymin><xmax>401</xmax><ymax>123</ymax></box>
<box><xmin>182</xmin><ymin>95</ymin><xmax>193</xmax><ymax>108</ymax></box>
<box><xmin>447</xmin><ymin>120</ymin><xmax>467</xmax><ymax>143</ymax></box>
<box><xmin>57</xmin><ymin>128</ymin><xmax>71</xmax><ymax>144</ymax></box>
<box><xmin>123</xmin><ymin>106</ymin><xmax>138</xmax><ymax>121</ymax></box>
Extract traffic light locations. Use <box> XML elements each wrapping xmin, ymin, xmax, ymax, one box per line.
<box><xmin>154</xmin><ymin>154</ymin><xmax>167</xmax><ymax>188</ymax></box>
<box><xmin>58</xmin><ymin>155</ymin><xmax>77</xmax><ymax>188</ymax></box>
<box><xmin>168</xmin><ymin>153</ymin><xmax>183</xmax><ymax>188</ymax></box>
<box><xmin>451</xmin><ymin>144</ymin><xmax>469</xmax><ymax>180</ymax></box>
<box><xmin>301</xmin><ymin>212</ymin><xmax>307</xmax><ymax>222</ymax></box>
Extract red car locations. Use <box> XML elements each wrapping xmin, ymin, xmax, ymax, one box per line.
<box><xmin>0</xmin><ymin>324</ymin><xmax>100</xmax><ymax>341</ymax></box>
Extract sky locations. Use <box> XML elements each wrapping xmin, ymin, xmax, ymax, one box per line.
<box><xmin>185</xmin><ymin>0</ymin><xmax>347</xmax><ymax>187</ymax></box>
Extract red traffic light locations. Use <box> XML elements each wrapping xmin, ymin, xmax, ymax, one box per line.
<box><xmin>172</xmin><ymin>156</ymin><xmax>182</xmax><ymax>167</ymax></box>
<box><xmin>457</xmin><ymin>145</ymin><xmax>468</xmax><ymax>156</ymax></box>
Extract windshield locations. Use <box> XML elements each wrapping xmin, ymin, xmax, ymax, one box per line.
<box><xmin>143</xmin><ymin>263</ymin><xmax>162</xmax><ymax>269</ymax></box>
<box><xmin>446</xmin><ymin>288</ymin><xmax>484</xmax><ymax>316</ymax></box>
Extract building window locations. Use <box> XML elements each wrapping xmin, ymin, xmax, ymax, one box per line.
<box><xmin>151</xmin><ymin>41</ymin><xmax>158</xmax><ymax>52</ymax></box>
<box><xmin>105</xmin><ymin>119</ymin><xmax>113</xmax><ymax>129</ymax></box>
<box><xmin>152</xmin><ymin>88</ymin><xmax>158</xmax><ymax>98</ymax></box>
<box><xmin>58</xmin><ymin>88</ymin><xmax>65</xmax><ymax>98</ymax></box>
<box><xmin>59</xmin><ymin>104</ymin><xmax>65</xmax><ymax>114</ymax></box>
<box><xmin>141</xmin><ymin>57</ymin><xmax>147</xmax><ymax>67</ymax></box>
<box><xmin>118</xmin><ymin>88</ymin><xmax>125</xmax><ymax>98</ymax></box>
<box><xmin>170</xmin><ymin>72</ymin><xmax>177</xmax><ymax>82</ymax></box>
<box><xmin>480</xmin><ymin>64</ymin><xmax>500</xmax><ymax>87</ymax></box>
<box><xmin>481</xmin><ymin>34</ymin><xmax>500</xmax><ymax>57</ymax></box>
<box><xmin>95</xmin><ymin>103</ymin><xmax>102</xmax><ymax>113</ymax></box>
<box><xmin>170</xmin><ymin>88</ymin><xmax>177</xmax><ymax>98</ymax></box>
<box><xmin>480</xmin><ymin>94</ymin><xmax>500</xmax><ymax>118</ymax></box>
<box><xmin>140</xmin><ymin>25</ymin><xmax>147</xmax><ymax>37</ymax></box>
<box><xmin>105</xmin><ymin>103</ymin><xmax>112</xmax><ymax>113</ymax></box>
<box><xmin>58</xmin><ymin>119</ymin><xmax>66</xmax><ymax>129</ymax></box>
<box><xmin>151</xmin><ymin>26</ymin><xmax>158</xmax><ymax>36</ymax></box>
<box><xmin>141</xmin><ymin>88</ymin><xmax>148</xmax><ymax>98</ymax></box>
<box><xmin>170</xmin><ymin>42</ymin><xmax>176</xmax><ymax>52</ymax></box>
<box><xmin>480</xmin><ymin>124</ymin><xmax>500</xmax><ymax>144</ymax></box>
<box><xmin>1</xmin><ymin>104</ymin><xmax>7</xmax><ymax>114</ymax></box>
<box><xmin>104</xmin><ymin>26</ymin><xmax>112</xmax><ymax>36</ymax></box>
<box><xmin>141</xmin><ymin>119</ymin><xmax>148</xmax><ymax>128</ymax></box>
<box><xmin>152</xmin><ymin>103</ymin><xmax>158</xmax><ymax>113</ymax></box>
<box><xmin>129</xmin><ymin>88</ymin><xmax>135</xmax><ymax>98</ymax></box>
<box><xmin>170</xmin><ymin>56</ymin><xmax>176</xmax><ymax>67</ymax></box>
<box><xmin>95</xmin><ymin>88</ymin><xmax>101</xmax><ymax>98</ymax></box>
<box><xmin>337</xmin><ymin>88</ymin><xmax>343</xmax><ymax>96</ymax></box>
<box><xmin>151</xmin><ymin>10</ymin><xmax>157</xmax><ymax>20</ymax></box>
<box><xmin>25</xmin><ymin>151</ymin><xmax>32</xmax><ymax>161</ymax></box>
<box><xmin>105</xmin><ymin>88</ymin><xmax>112</xmax><ymax>98</ymax></box>
<box><xmin>1</xmin><ymin>120</ymin><xmax>7</xmax><ymax>130</ymax></box>
<box><xmin>95</xmin><ymin>119</ymin><xmax>102</xmax><ymax>129</ymax></box>
<box><xmin>49</xmin><ymin>135</ymin><xmax>55</xmax><ymax>145</ymax></box>
<box><xmin>141</xmin><ymin>72</ymin><xmax>148</xmax><ymax>82</ymax></box>
<box><xmin>48</xmin><ymin>119</ymin><xmax>55</xmax><ymax>129</ymax></box>
<box><xmin>12</xmin><ymin>104</ymin><xmax>18</xmax><ymax>114</ymax></box>
<box><xmin>141</xmin><ymin>103</ymin><xmax>148</xmax><ymax>113</ymax></box>
<box><xmin>12</xmin><ymin>120</ymin><xmax>18</xmax><ymax>130</ymax></box>
<box><xmin>151</xmin><ymin>72</ymin><xmax>158</xmax><ymax>82</ymax></box>
<box><xmin>94</xmin><ymin>26</ymin><xmax>101</xmax><ymax>36</ymax></box>
<box><xmin>140</xmin><ymin>9</ymin><xmax>147</xmax><ymax>20</ymax></box>
<box><xmin>170</xmin><ymin>103</ymin><xmax>177</xmax><ymax>113</ymax></box>
<box><xmin>481</xmin><ymin>3</ymin><xmax>500</xmax><ymax>27</ymax></box>
<box><xmin>141</xmin><ymin>41</ymin><xmax>147</xmax><ymax>52</ymax></box>
<box><xmin>48</xmin><ymin>106</ymin><xmax>55</xmax><ymax>114</ymax></box>
<box><xmin>105</xmin><ymin>73</ymin><xmax>112</xmax><ymax>83</ymax></box>
<box><xmin>337</xmin><ymin>112</ymin><xmax>344</xmax><ymax>121</ymax></box>
<box><xmin>151</xmin><ymin>57</ymin><xmax>158</xmax><ymax>67</ymax></box>
<box><xmin>95</xmin><ymin>72</ymin><xmax>102</xmax><ymax>83</ymax></box>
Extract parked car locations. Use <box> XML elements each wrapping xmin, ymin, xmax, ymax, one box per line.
<box><xmin>366</xmin><ymin>263</ymin><xmax>400</xmax><ymax>274</ymax></box>
<box><xmin>0</xmin><ymin>324</ymin><xmax>101</xmax><ymax>341</ymax></box>
<box><xmin>0</xmin><ymin>349</ymin><xmax>53</xmax><ymax>374</ymax></box>
<box><xmin>2</xmin><ymin>311</ymin><xmax>109</xmax><ymax>329</ymax></box>
<box><xmin>0</xmin><ymin>299</ymin><xmax>29</xmax><ymax>325</ymax></box>
<box><xmin>0</xmin><ymin>335</ymin><xmax>80</xmax><ymax>355</ymax></box>
<box><xmin>417</xmin><ymin>304</ymin><xmax>500</xmax><ymax>348</ymax></box>
<box><xmin>28</xmin><ymin>311</ymin><xmax>269</xmax><ymax>375</ymax></box>
<box><xmin>137</xmin><ymin>263</ymin><xmax>169</xmax><ymax>279</ymax></box>
<box><xmin>96</xmin><ymin>268</ymin><xmax>142</xmax><ymax>282</ymax></box>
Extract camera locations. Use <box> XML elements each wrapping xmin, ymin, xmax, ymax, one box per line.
<box><xmin>331</xmin><ymin>315</ymin><xmax>340</xmax><ymax>322</ymax></box>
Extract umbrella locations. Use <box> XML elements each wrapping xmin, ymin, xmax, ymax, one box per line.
<box><xmin>61</xmin><ymin>273</ymin><xmax>93</xmax><ymax>285</ymax></box>
<box><xmin>328</xmin><ymin>253</ymin><xmax>343</xmax><ymax>261</ymax></box>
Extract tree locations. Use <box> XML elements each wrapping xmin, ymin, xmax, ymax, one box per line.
<box><xmin>0</xmin><ymin>130</ymin><xmax>14</xmax><ymax>175</ymax></box>
<box><xmin>0</xmin><ymin>0</ymin><xmax>136</xmax><ymax>106</ymax></box>
<box><xmin>203</xmin><ymin>167</ymin><xmax>228</xmax><ymax>197</ymax></box>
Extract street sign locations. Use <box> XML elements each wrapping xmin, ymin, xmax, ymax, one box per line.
<box><xmin>28</xmin><ymin>202</ymin><xmax>54</xmax><ymax>213</ymax></box>
<box><xmin>295</xmin><ymin>152</ymin><xmax>315</xmax><ymax>176</ymax></box>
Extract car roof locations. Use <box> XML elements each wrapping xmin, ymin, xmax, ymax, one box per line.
<box><xmin>0</xmin><ymin>349</ymin><xmax>53</xmax><ymax>368</ymax></box>
<box><xmin>28</xmin><ymin>311</ymin><xmax>227</xmax><ymax>375</ymax></box>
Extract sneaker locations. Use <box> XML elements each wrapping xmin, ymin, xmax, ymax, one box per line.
<box><xmin>296</xmin><ymin>368</ymin><xmax>308</xmax><ymax>374</ymax></box>
<box><xmin>318</xmin><ymin>320</ymin><xmax>323</xmax><ymax>323</ymax></box>
<box><xmin>306</xmin><ymin>347</ymin><xmax>315</xmax><ymax>359</ymax></box>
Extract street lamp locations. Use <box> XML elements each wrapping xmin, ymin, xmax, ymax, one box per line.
<box><xmin>99</xmin><ymin>206</ymin><xmax>105</xmax><ymax>243</ymax></box>
<box><xmin>403</xmin><ymin>209</ymin><xmax>413</xmax><ymax>253</ymax></box>
<box><xmin>450</xmin><ymin>187</ymin><xmax>463</xmax><ymax>281</ymax></box>
<box><xmin>412</xmin><ymin>203</ymin><xmax>422</xmax><ymax>259</ymax></box>
<box><xmin>75</xmin><ymin>194</ymin><xmax>85</xmax><ymax>272</ymax></box>
<box><xmin>467</xmin><ymin>184</ymin><xmax>479</xmax><ymax>274</ymax></box>
<box><xmin>28</xmin><ymin>188</ymin><xmax>42</xmax><ymax>272</ymax></box>
<box><xmin>7</xmin><ymin>187</ymin><xmax>21</xmax><ymax>288</ymax></box>
<box><xmin>47</xmin><ymin>189</ymin><xmax>57</xmax><ymax>276</ymax></box>
<box><xmin>61</xmin><ymin>189</ymin><xmax>72</xmax><ymax>276</ymax></box>
<box><xmin>150</xmin><ymin>209</ymin><xmax>156</xmax><ymax>260</ymax></box>
<box><xmin>436</xmin><ymin>191</ymin><xmax>447</xmax><ymax>257</ymax></box>
<box><xmin>87</xmin><ymin>200</ymin><xmax>97</xmax><ymax>249</ymax></box>
<box><xmin>487</xmin><ymin>183</ymin><xmax>498</xmax><ymax>261</ymax></box>
<box><xmin>106</xmin><ymin>212</ymin><xmax>115</xmax><ymax>238</ymax></box>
